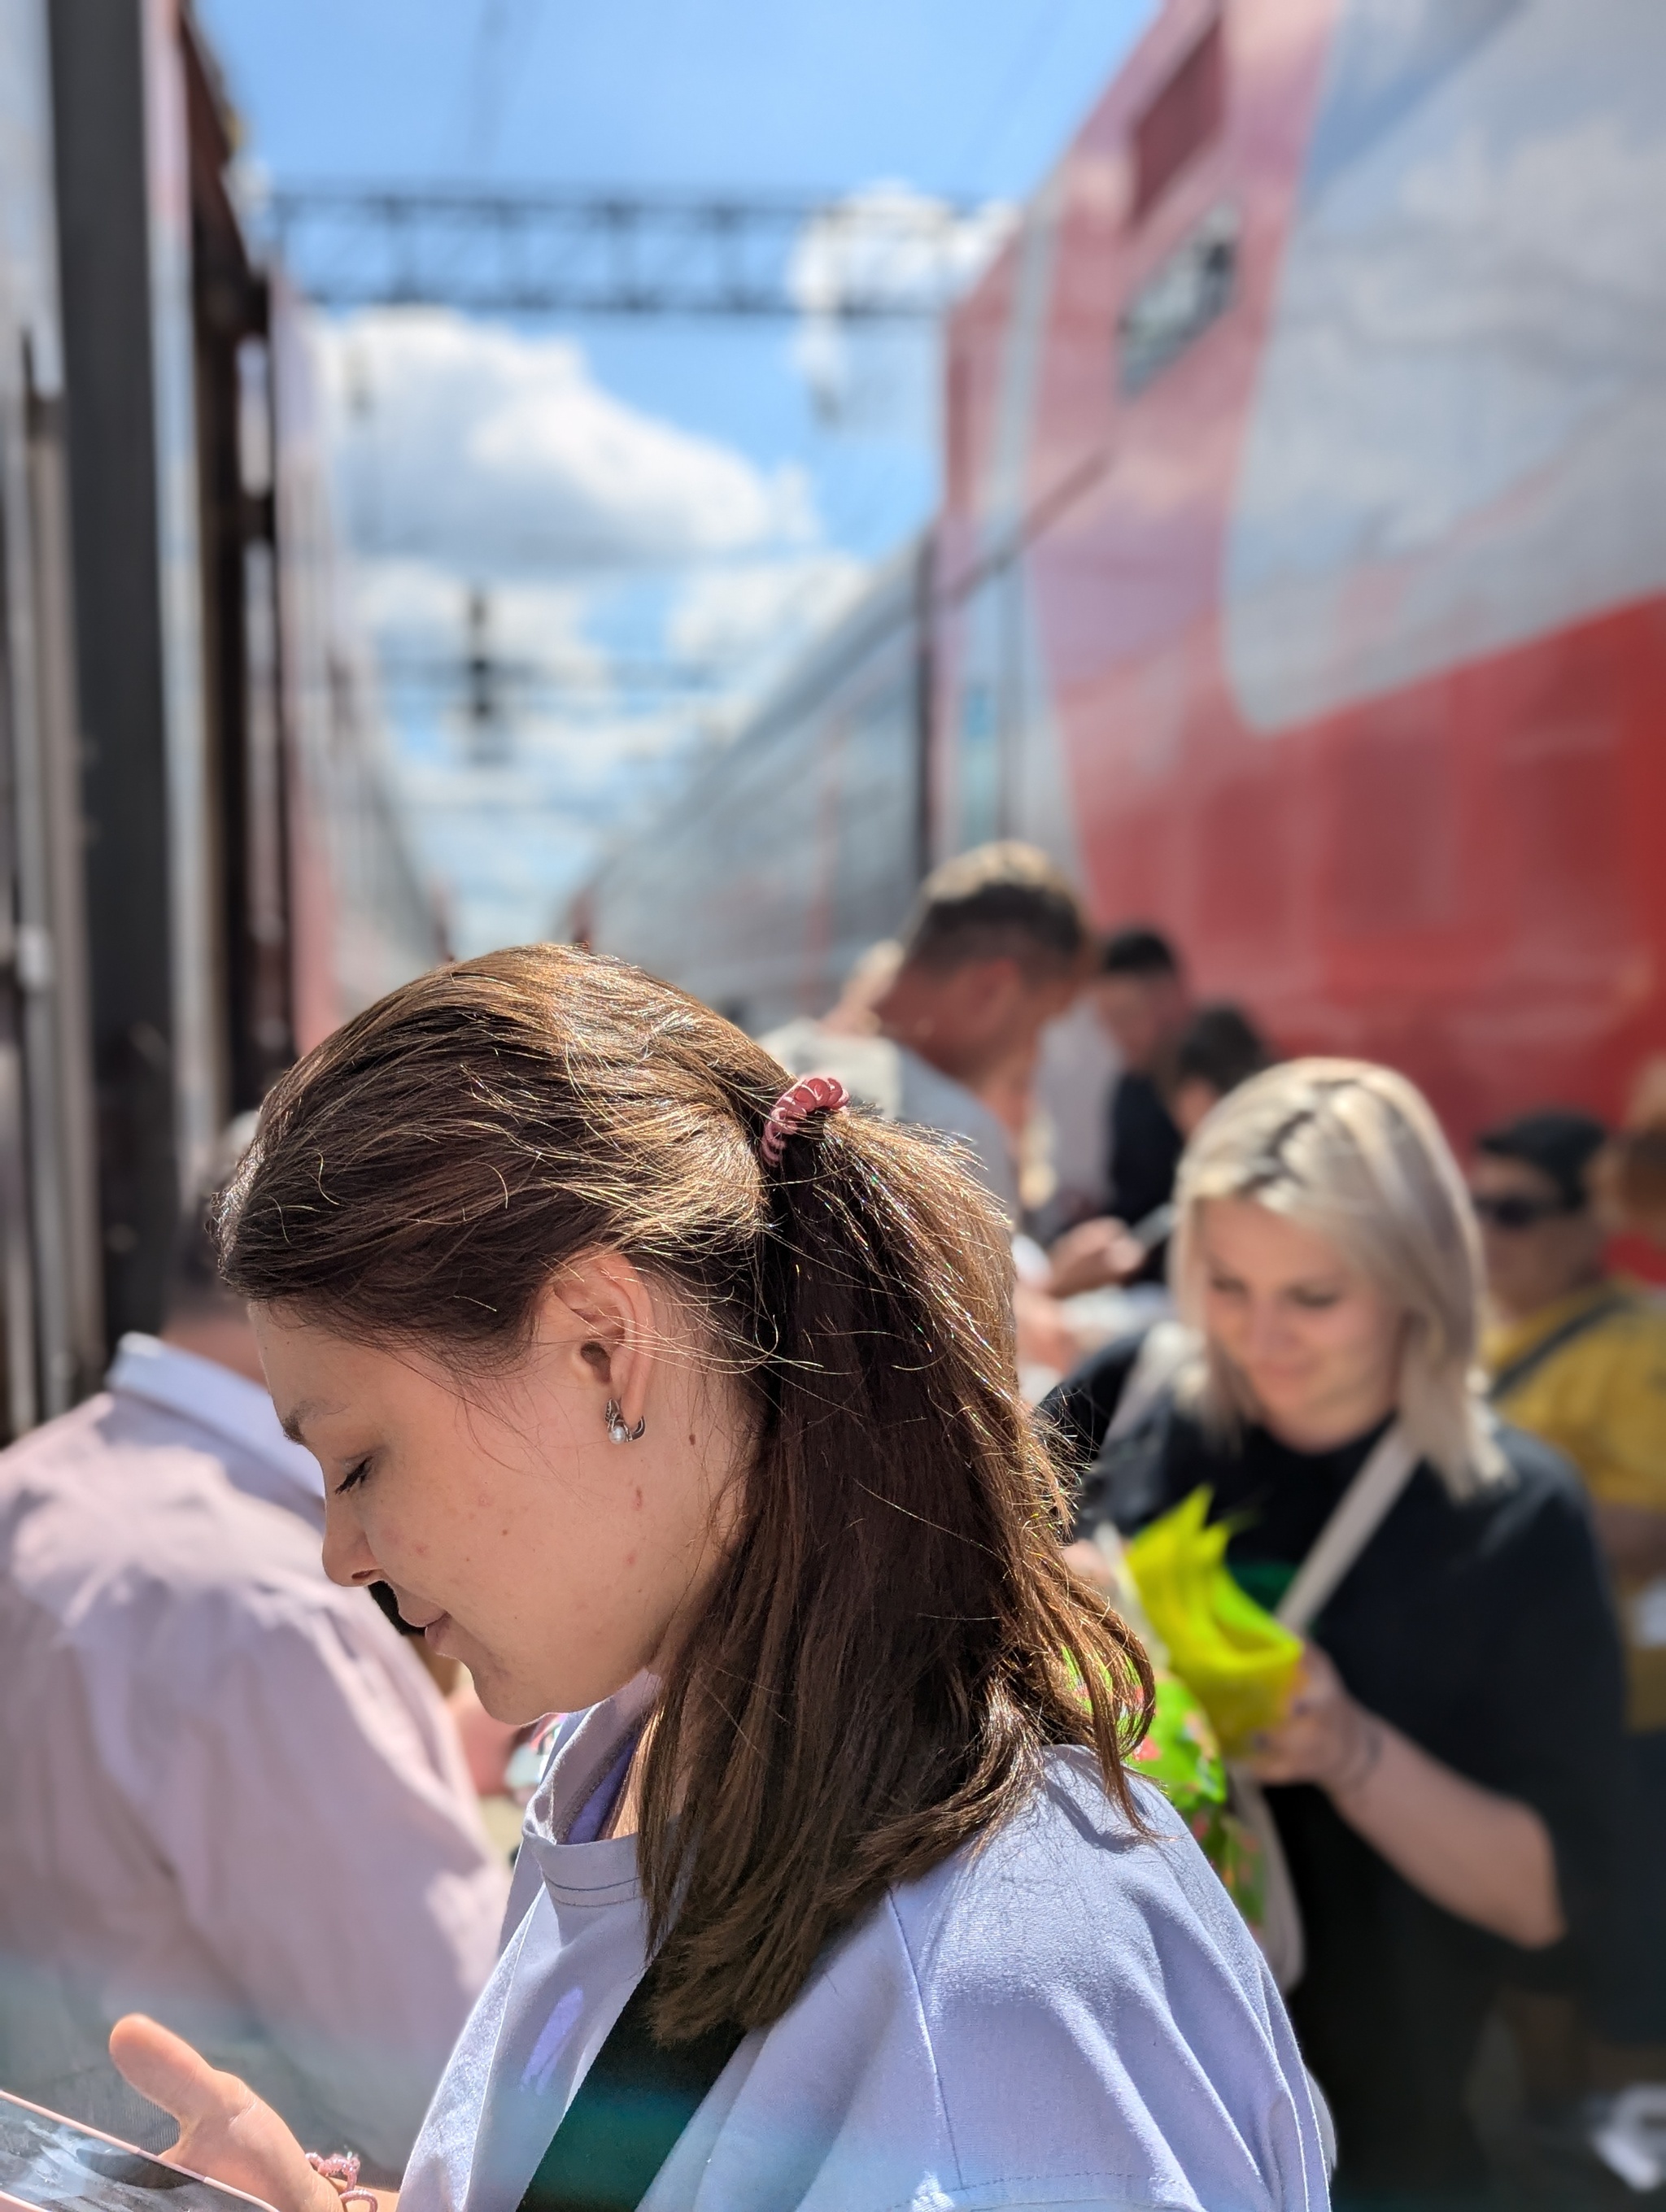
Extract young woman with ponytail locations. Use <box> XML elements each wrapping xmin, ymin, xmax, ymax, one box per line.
<box><xmin>107</xmin><ymin>946</ymin><xmax>1328</xmax><ymax>2212</ymax></box>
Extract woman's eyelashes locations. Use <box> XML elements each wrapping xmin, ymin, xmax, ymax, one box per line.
<box><xmin>1287</xmin><ymin>1286</ymin><xmax>1343</xmax><ymax>1310</ymax></box>
<box><xmin>334</xmin><ymin>1454</ymin><xmax>373</xmax><ymax>1496</ymax></box>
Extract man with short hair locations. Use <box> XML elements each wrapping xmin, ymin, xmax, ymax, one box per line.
<box><xmin>0</xmin><ymin>1163</ymin><xmax>512</xmax><ymax>2170</ymax></box>
<box><xmin>1472</xmin><ymin>1107</ymin><xmax>1666</xmax><ymax>2042</ymax></box>
<box><xmin>766</xmin><ymin>841</ymin><xmax>1088</xmax><ymax>1221</ymax></box>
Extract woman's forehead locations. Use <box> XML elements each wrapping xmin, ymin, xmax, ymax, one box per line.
<box><xmin>1197</xmin><ymin>1195</ymin><xmax>1352</xmax><ymax>1275</ymax></box>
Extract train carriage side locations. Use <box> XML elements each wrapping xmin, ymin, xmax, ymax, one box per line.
<box><xmin>935</xmin><ymin>0</ymin><xmax>1666</xmax><ymax>1142</ymax></box>
<box><xmin>0</xmin><ymin>0</ymin><xmax>104</xmax><ymax>1430</ymax></box>
<box><xmin>0</xmin><ymin>0</ymin><xmax>440</xmax><ymax>1433</ymax></box>
<box><xmin>586</xmin><ymin>542</ymin><xmax>929</xmax><ymax>1036</ymax></box>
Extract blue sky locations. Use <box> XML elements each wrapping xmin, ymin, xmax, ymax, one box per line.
<box><xmin>198</xmin><ymin>0</ymin><xmax>1158</xmax><ymax>950</ymax></box>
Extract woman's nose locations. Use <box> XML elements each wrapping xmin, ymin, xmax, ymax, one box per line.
<box><xmin>320</xmin><ymin>1500</ymin><xmax>382</xmax><ymax>1590</ymax></box>
<box><xmin>1242</xmin><ymin>1295</ymin><xmax>1292</xmax><ymax>1362</ymax></box>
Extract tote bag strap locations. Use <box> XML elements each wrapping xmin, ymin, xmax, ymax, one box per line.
<box><xmin>1101</xmin><ymin>1321</ymin><xmax>1200</xmax><ymax>1448</ymax></box>
<box><xmin>1223</xmin><ymin>1422</ymin><xmax>1419</xmax><ymax>2001</ymax></box>
<box><xmin>1275</xmin><ymin>1423</ymin><xmax>1420</xmax><ymax>1637</ymax></box>
<box><xmin>517</xmin><ymin>1957</ymin><xmax>747</xmax><ymax>2212</ymax></box>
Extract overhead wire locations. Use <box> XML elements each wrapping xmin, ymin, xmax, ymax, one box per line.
<box><xmin>946</xmin><ymin>0</ymin><xmax>1087</xmax><ymax>189</ymax></box>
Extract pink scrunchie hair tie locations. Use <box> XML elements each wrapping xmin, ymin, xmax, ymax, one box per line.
<box><xmin>761</xmin><ymin>1074</ymin><xmax>850</xmax><ymax>1167</ymax></box>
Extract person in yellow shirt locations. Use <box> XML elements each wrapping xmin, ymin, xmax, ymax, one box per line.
<box><xmin>1472</xmin><ymin>1107</ymin><xmax>1666</xmax><ymax>2044</ymax></box>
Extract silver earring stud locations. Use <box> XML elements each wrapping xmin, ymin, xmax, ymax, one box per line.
<box><xmin>605</xmin><ymin>1399</ymin><xmax>645</xmax><ymax>1444</ymax></box>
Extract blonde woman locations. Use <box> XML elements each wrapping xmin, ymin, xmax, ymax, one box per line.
<box><xmin>1047</xmin><ymin>1060</ymin><xmax>1627</xmax><ymax>2209</ymax></box>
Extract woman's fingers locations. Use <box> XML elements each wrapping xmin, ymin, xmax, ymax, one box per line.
<box><xmin>108</xmin><ymin>2017</ymin><xmax>339</xmax><ymax>2212</ymax></box>
<box><xmin>109</xmin><ymin>2014</ymin><xmax>251</xmax><ymax>2137</ymax></box>
<box><xmin>1293</xmin><ymin>1643</ymin><xmax>1340</xmax><ymax>1701</ymax></box>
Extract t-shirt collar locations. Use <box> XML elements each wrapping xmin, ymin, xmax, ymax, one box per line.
<box><xmin>106</xmin><ymin>1331</ymin><xmax>325</xmax><ymax>1515</ymax></box>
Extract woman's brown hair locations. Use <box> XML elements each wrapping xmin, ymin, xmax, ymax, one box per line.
<box><xmin>218</xmin><ymin>944</ymin><xmax>1150</xmax><ymax>2040</ymax></box>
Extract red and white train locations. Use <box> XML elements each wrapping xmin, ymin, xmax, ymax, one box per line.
<box><xmin>589</xmin><ymin>0</ymin><xmax>1666</xmax><ymax>1173</ymax></box>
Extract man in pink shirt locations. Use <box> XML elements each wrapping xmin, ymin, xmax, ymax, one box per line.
<box><xmin>0</xmin><ymin>1190</ymin><xmax>511</xmax><ymax>2174</ymax></box>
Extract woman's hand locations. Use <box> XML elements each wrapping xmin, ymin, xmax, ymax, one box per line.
<box><xmin>1244</xmin><ymin>1646</ymin><xmax>1564</xmax><ymax>1949</ymax></box>
<box><xmin>1245</xmin><ymin>1644</ymin><xmax>1382</xmax><ymax>1798</ymax></box>
<box><xmin>108</xmin><ymin>2018</ymin><xmax>351</xmax><ymax>2212</ymax></box>
<box><xmin>1046</xmin><ymin>1217</ymin><xmax>1147</xmax><ymax>1299</ymax></box>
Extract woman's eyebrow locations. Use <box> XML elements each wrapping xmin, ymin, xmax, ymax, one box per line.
<box><xmin>277</xmin><ymin>1398</ymin><xmax>333</xmax><ymax>1444</ymax></box>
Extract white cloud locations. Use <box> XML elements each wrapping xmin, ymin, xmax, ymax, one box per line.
<box><xmin>396</xmin><ymin>700</ymin><xmax>710</xmax><ymax>956</ymax></box>
<box><xmin>789</xmin><ymin>183</ymin><xmax>1014</xmax><ymax>433</ymax></box>
<box><xmin>296</xmin><ymin>220</ymin><xmax>961</xmax><ymax>951</ymax></box>
<box><xmin>667</xmin><ymin>554</ymin><xmax>868</xmax><ymax>667</ymax></box>
<box><xmin>374</xmin><ymin>551</ymin><xmax>880</xmax><ymax>956</ymax></box>
<box><xmin>312</xmin><ymin>307</ymin><xmax>815</xmax><ymax>573</ymax></box>
<box><xmin>354</xmin><ymin>556</ymin><xmax>598</xmax><ymax>664</ymax></box>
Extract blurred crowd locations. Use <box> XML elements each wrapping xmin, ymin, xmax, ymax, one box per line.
<box><xmin>774</xmin><ymin>840</ymin><xmax>1666</xmax><ymax>2195</ymax></box>
<box><xmin>0</xmin><ymin>837</ymin><xmax>1663</xmax><ymax>2204</ymax></box>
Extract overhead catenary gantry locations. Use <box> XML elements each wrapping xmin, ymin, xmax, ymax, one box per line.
<box><xmin>259</xmin><ymin>182</ymin><xmax>992</xmax><ymax>320</ymax></box>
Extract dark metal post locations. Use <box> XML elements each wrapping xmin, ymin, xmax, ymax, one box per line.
<box><xmin>48</xmin><ymin>0</ymin><xmax>181</xmax><ymax>1341</ymax></box>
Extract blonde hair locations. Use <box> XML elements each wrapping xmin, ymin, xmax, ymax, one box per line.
<box><xmin>1170</xmin><ymin>1058</ymin><xmax>1502</xmax><ymax>1498</ymax></box>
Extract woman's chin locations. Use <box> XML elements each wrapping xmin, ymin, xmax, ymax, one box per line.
<box><xmin>469</xmin><ymin>1663</ymin><xmax>550</xmax><ymax>1728</ymax></box>
<box><xmin>1245</xmin><ymin>1374</ymin><xmax>1323</xmax><ymax>1429</ymax></box>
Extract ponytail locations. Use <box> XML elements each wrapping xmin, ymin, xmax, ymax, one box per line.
<box><xmin>219</xmin><ymin>944</ymin><xmax>1153</xmax><ymax>2041</ymax></box>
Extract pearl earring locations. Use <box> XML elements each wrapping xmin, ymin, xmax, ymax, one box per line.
<box><xmin>605</xmin><ymin>1399</ymin><xmax>646</xmax><ymax>1444</ymax></box>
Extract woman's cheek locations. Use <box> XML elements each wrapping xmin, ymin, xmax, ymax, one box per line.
<box><xmin>1202</xmin><ymin>1292</ymin><xmax>1239</xmax><ymax>1348</ymax></box>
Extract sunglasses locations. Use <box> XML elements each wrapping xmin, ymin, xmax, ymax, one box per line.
<box><xmin>1471</xmin><ymin>1191</ymin><xmax>1582</xmax><ymax>1231</ymax></box>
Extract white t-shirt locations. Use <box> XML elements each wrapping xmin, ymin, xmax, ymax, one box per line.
<box><xmin>401</xmin><ymin>1679</ymin><xmax>1328</xmax><ymax>2212</ymax></box>
<box><xmin>761</xmin><ymin>1021</ymin><xmax>1020</xmax><ymax>1222</ymax></box>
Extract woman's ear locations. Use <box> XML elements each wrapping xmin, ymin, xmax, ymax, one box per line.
<box><xmin>536</xmin><ymin>1250</ymin><xmax>659</xmax><ymax>1435</ymax></box>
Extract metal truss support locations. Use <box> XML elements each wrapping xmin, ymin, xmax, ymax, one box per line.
<box><xmin>260</xmin><ymin>184</ymin><xmax>987</xmax><ymax>320</ymax></box>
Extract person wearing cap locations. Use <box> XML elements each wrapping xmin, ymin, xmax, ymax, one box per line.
<box><xmin>1472</xmin><ymin>1108</ymin><xmax>1666</xmax><ymax>2042</ymax></box>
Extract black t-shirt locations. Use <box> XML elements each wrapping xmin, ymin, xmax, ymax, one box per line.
<box><xmin>1106</xmin><ymin>1071</ymin><xmax>1183</xmax><ymax>1229</ymax></box>
<box><xmin>1045</xmin><ymin>1337</ymin><xmax>1629</xmax><ymax>2201</ymax></box>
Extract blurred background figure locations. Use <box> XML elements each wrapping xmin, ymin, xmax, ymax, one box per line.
<box><xmin>0</xmin><ymin>1145</ymin><xmax>511</xmax><ymax>2173</ymax></box>
<box><xmin>1474</xmin><ymin>1111</ymin><xmax>1666</xmax><ymax>1647</ymax></box>
<box><xmin>816</xmin><ymin>939</ymin><xmax>904</xmax><ymax>1038</ymax></box>
<box><xmin>765</xmin><ymin>844</ymin><xmax>1090</xmax><ymax>1383</ymax></box>
<box><xmin>1170</xmin><ymin>1003</ymin><xmax>1273</xmax><ymax>1139</ymax></box>
<box><xmin>1598</xmin><ymin>1059</ymin><xmax>1666</xmax><ymax>1253</ymax></box>
<box><xmin>1092</xmin><ymin>925</ymin><xmax>1192</xmax><ymax>1233</ymax></box>
<box><xmin>765</xmin><ymin>841</ymin><xmax>1088</xmax><ymax>1221</ymax></box>
<box><xmin>1046</xmin><ymin>996</ymin><xmax>1272</xmax><ymax>1300</ymax></box>
<box><xmin>1472</xmin><ymin>1109</ymin><xmax>1666</xmax><ymax>2055</ymax></box>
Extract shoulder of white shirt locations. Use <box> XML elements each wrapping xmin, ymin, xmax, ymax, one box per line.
<box><xmin>105</xmin><ymin>1332</ymin><xmax>325</xmax><ymax>1512</ymax></box>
